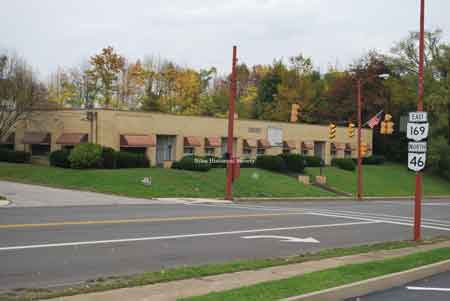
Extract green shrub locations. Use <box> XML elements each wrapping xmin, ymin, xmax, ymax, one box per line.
<box><xmin>203</xmin><ymin>156</ymin><xmax>227</xmax><ymax>168</ymax></box>
<box><xmin>363</xmin><ymin>155</ymin><xmax>385</xmax><ymax>165</ymax></box>
<box><xmin>303</xmin><ymin>156</ymin><xmax>323</xmax><ymax>167</ymax></box>
<box><xmin>68</xmin><ymin>143</ymin><xmax>103</xmax><ymax>169</ymax></box>
<box><xmin>49</xmin><ymin>149</ymin><xmax>71</xmax><ymax>168</ymax></box>
<box><xmin>240</xmin><ymin>158</ymin><xmax>256</xmax><ymax>168</ymax></box>
<box><xmin>279</xmin><ymin>154</ymin><xmax>305</xmax><ymax>173</ymax></box>
<box><xmin>437</xmin><ymin>145</ymin><xmax>450</xmax><ymax>180</ymax></box>
<box><xmin>172</xmin><ymin>155</ymin><xmax>211</xmax><ymax>172</ymax></box>
<box><xmin>0</xmin><ymin>148</ymin><xmax>31</xmax><ymax>163</ymax></box>
<box><xmin>255</xmin><ymin>155</ymin><xmax>286</xmax><ymax>172</ymax></box>
<box><xmin>116</xmin><ymin>151</ymin><xmax>150</xmax><ymax>168</ymax></box>
<box><xmin>332</xmin><ymin>158</ymin><xmax>356</xmax><ymax>171</ymax></box>
<box><xmin>101</xmin><ymin>147</ymin><xmax>117</xmax><ymax>169</ymax></box>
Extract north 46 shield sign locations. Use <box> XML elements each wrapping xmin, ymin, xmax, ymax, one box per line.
<box><xmin>408</xmin><ymin>153</ymin><xmax>426</xmax><ymax>172</ymax></box>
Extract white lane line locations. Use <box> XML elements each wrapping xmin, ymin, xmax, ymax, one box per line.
<box><xmin>307</xmin><ymin>211</ymin><xmax>450</xmax><ymax>232</ymax></box>
<box><xmin>314</xmin><ymin>209</ymin><xmax>450</xmax><ymax>227</ymax></box>
<box><xmin>0</xmin><ymin>220</ymin><xmax>379</xmax><ymax>251</ymax></box>
<box><xmin>407</xmin><ymin>286</ymin><xmax>450</xmax><ymax>292</ymax></box>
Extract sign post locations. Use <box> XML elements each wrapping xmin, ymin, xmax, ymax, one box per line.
<box><xmin>407</xmin><ymin>112</ymin><xmax>428</xmax><ymax>241</ymax></box>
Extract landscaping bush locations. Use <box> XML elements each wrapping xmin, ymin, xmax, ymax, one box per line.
<box><xmin>0</xmin><ymin>148</ymin><xmax>31</xmax><ymax>163</ymax></box>
<box><xmin>363</xmin><ymin>155</ymin><xmax>386</xmax><ymax>165</ymax></box>
<box><xmin>279</xmin><ymin>153</ymin><xmax>305</xmax><ymax>173</ymax></box>
<box><xmin>255</xmin><ymin>155</ymin><xmax>286</xmax><ymax>172</ymax></box>
<box><xmin>172</xmin><ymin>155</ymin><xmax>211</xmax><ymax>172</ymax></box>
<box><xmin>101</xmin><ymin>147</ymin><xmax>117</xmax><ymax>169</ymax></box>
<box><xmin>332</xmin><ymin>158</ymin><xmax>356</xmax><ymax>171</ymax></box>
<box><xmin>116</xmin><ymin>151</ymin><xmax>150</xmax><ymax>168</ymax></box>
<box><xmin>68</xmin><ymin>143</ymin><xmax>103</xmax><ymax>169</ymax></box>
<box><xmin>437</xmin><ymin>145</ymin><xmax>450</xmax><ymax>181</ymax></box>
<box><xmin>240</xmin><ymin>158</ymin><xmax>256</xmax><ymax>168</ymax></box>
<box><xmin>203</xmin><ymin>156</ymin><xmax>227</xmax><ymax>168</ymax></box>
<box><xmin>49</xmin><ymin>149</ymin><xmax>71</xmax><ymax>168</ymax></box>
<box><xmin>303</xmin><ymin>156</ymin><xmax>323</xmax><ymax>167</ymax></box>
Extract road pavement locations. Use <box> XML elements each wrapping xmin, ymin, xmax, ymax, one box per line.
<box><xmin>1</xmin><ymin>198</ymin><xmax>450</xmax><ymax>290</ymax></box>
<box><xmin>351</xmin><ymin>271</ymin><xmax>450</xmax><ymax>301</ymax></box>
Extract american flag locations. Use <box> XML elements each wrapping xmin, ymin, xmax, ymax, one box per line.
<box><xmin>366</xmin><ymin>111</ymin><xmax>383</xmax><ymax>128</ymax></box>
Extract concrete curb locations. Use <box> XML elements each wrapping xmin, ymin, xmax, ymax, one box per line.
<box><xmin>236</xmin><ymin>195</ymin><xmax>450</xmax><ymax>202</ymax></box>
<box><xmin>280</xmin><ymin>259</ymin><xmax>450</xmax><ymax>301</ymax></box>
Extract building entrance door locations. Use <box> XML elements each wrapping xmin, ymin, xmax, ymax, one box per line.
<box><xmin>314</xmin><ymin>141</ymin><xmax>325</xmax><ymax>162</ymax></box>
<box><xmin>156</xmin><ymin>135</ymin><xmax>176</xmax><ymax>166</ymax></box>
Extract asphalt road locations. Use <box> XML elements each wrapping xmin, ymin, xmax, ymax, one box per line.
<box><xmin>351</xmin><ymin>271</ymin><xmax>450</xmax><ymax>301</ymax></box>
<box><xmin>1</xmin><ymin>199</ymin><xmax>450</xmax><ymax>290</ymax></box>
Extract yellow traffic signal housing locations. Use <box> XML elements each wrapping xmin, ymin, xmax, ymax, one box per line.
<box><xmin>329</xmin><ymin>123</ymin><xmax>337</xmax><ymax>140</ymax></box>
<box><xmin>380</xmin><ymin>113</ymin><xmax>394</xmax><ymax>135</ymax></box>
<box><xmin>347</xmin><ymin>122</ymin><xmax>355</xmax><ymax>138</ymax></box>
<box><xmin>359</xmin><ymin>143</ymin><xmax>368</xmax><ymax>157</ymax></box>
<box><xmin>290</xmin><ymin>104</ymin><xmax>300</xmax><ymax>123</ymax></box>
<box><xmin>386</xmin><ymin>121</ymin><xmax>394</xmax><ymax>134</ymax></box>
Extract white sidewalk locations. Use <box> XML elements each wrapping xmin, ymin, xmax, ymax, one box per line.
<box><xmin>0</xmin><ymin>181</ymin><xmax>229</xmax><ymax>207</ymax></box>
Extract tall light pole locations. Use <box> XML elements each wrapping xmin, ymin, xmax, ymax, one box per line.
<box><xmin>357</xmin><ymin>79</ymin><xmax>363</xmax><ymax>201</ymax></box>
<box><xmin>226</xmin><ymin>46</ymin><xmax>237</xmax><ymax>201</ymax></box>
<box><xmin>414</xmin><ymin>0</ymin><xmax>425</xmax><ymax>241</ymax></box>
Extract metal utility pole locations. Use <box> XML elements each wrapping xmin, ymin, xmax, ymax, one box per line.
<box><xmin>414</xmin><ymin>0</ymin><xmax>425</xmax><ymax>241</ymax></box>
<box><xmin>357</xmin><ymin>79</ymin><xmax>363</xmax><ymax>201</ymax></box>
<box><xmin>226</xmin><ymin>46</ymin><xmax>237</xmax><ymax>201</ymax></box>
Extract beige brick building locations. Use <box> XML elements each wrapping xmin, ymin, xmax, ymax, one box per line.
<box><xmin>4</xmin><ymin>109</ymin><xmax>373</xmax><ymax>166</ymax></box>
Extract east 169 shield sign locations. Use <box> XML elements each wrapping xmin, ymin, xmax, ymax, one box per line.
<box><xmin>408</xmin><ymin>153</ymin><xmax>426</xmax><ymax>172</ymax></box>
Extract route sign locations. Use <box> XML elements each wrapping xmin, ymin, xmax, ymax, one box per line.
<box><xmin>408</xmin><ymin>142</ymin><xmax>427</xmax><ymax>153</ymax></box>
<box><xmin>407</xmin><ymin>122</ymin><xmax>429</xmax><ymax>141</ymax></box>
<box><xmin>409</xmin><ymin>111</ymin><xmax>428</xmax><ymax>123</ymax></box>
<box><xmin>408</xmin><ymin>153</ymin><xmax>427</xmax><ymax>172</ymax></box>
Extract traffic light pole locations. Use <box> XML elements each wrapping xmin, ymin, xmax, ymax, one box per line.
<box><xmin>357</xmin><ymin>79</ymin><xmax>363</xmax><ymax>201</ymax></box>
<box><xmin>414</xmin><ymin>0</ymin><xmax>425</xmax><ymax>241</ymax></box>
<box><xmin>226</xmin><ymin>46</ymin><xmax>237</xmax><ymax>201</ymax></box>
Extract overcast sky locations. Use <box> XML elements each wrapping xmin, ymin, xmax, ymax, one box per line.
<box><xmin>1</xmin><ymin>0</ymin><xmax>449</xmax><ymax>78</ymax></box>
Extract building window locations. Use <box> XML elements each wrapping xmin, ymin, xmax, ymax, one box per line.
<box><xmin>31</xmin><ymin>144</ymin><xmax>50</xmax><ymax>156</ymax></box>
<box><xmin>120</xmin><ymin>147</ymin><xmax>147</xmax><ymax>156</ymax></box>
<box><xmin>204</xmin><ymin>147</ymin><xmax>215</xmax><ymax>156</ymax></box>
<box><xmin>257</xmin><ymin>148</ymin><xmax>266</xmax><ymax>156</ymax></box>
<box><xmin>344</xmin><ymin>149</ymin><xmax>352</xmax><ymax>158</ymax></box>
<box><xmin>331</xmin><ymin>146</ymin><xmax>337</xmax><ymax>158</ymax></box>
<box><xmin>302</xmin><ymin>149</ymin><xmax>309</xmax><ymax>156</ymax></box>
<box><xmin>62</xmin><ymin>145</ymin><xmax>75</xmax><ymax>152</ymax></box>
<box><xmin>184</xmin><ymin>147</ymin><xmax>195</xmax><ymax>156</ymax></box>
<box><xmin>243</xmin><ymin>148</ymin><xmax>252</xmax><ymax>156</ymax></box>
<box><xmin>283</xmin><ymin>148</ymin><xmax>291</xmax><ymax>154</ymax></box>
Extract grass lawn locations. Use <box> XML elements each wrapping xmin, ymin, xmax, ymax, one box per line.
<box><xmin>0</xmin><ymin>163</ymin><xmax>331</xmax><ymax>198</ymax></box>
<box><xmin>182</xmin><ymin>246</ymin><xmax>450</xmax><ymax>301</ymax></box>
<box><xmin>306</xmin><ymin>163</ymin><xmax>450</xmax><ymax>196</ymax></box>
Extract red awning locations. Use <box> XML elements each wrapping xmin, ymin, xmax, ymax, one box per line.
<box><xmin>346</xmin><ymin>143</ymin><xmax>356</xmax><ymax>151</ymax></box>
<box><xmin>258</xmin><ymin>139</ymin><xmax>271</xmax><ymax>149</ymax></box>
<box><xmin>244</xmin><ymin>139</ymin><xmax>257</xmax><ymax>148</ymax></box>
<box><xmin>22</xmin><ymin>132</ymin><xmax>50</xmax><ymax>145</ymax></box>
<box><xmin>56</xmin><ymin>133</ymin><xmax>88</xmax><ymax>145</ymax></box>
<box><xmin>0</xmin><ymin>133</ymin><xmax>14</xmax><ymax>145</ymax></box>
<box><xmin>184</xmin><ymin>136</ymin><xmax>201</xmax><ymax>147</ymax></box>
<box><xmin>120</xmin><ymin>135</ymin><xmax>155</xmax><ymax>147</ymax></box>
<box><xmin>205</xmin><ymin>137</ymin><xmax>220</xmax><ymax>148</ymax></box>
<box><xmin>302</xmin><ymin>141</ymin><xmax>314</xmax><ymax>150</ymax></box>
<box><xmin>332</xmin><ymin>143</ymin><xmax>345</xmax><ymax>151</ymax></box>
<box><xmin>283</xmin><ymin>140</ymin><xmax>297</xmax><ymax>149</ymax></box>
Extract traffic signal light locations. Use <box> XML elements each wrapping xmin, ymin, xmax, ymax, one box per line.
<box><xmin>290</xmin><ymin>104</ymin><xmax>300</xmax><ymax>123</ymax></box>
<box><xmin>329</xmin><ymin>123</ymin><xmax>337</xmax><ymax>140</ymax></box>
<box><xmin>359</xmin><ymin>143</ymin><xmax>368</xmax><ymax>157</ymax></box>
<box><xmin>380</xmin><ymin>114</ymin><xmax>394</xmax><ymax>135</ymax></box>
<box><xmin>347</xmin><ymin>122</ymin><xmax>355</xmax><ymax>138</ymax></box>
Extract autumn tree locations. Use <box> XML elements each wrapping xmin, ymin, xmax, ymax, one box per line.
<box><xmin>85</xmin><ymin>46</ymin><xmax>125</xmax><ymax>107</ymax></box>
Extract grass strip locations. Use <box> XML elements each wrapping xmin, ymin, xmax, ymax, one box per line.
<box><xmin>0</xmin><ymin>238</ymin><xmax>447</xmax><ymax>301</ymax></box>
<box><xmin>182</xmin><ymin>246</ymin><xmax>450</xmax><ymax>301</ymax></box>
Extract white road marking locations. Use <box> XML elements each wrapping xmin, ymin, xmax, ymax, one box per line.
<box><xmin>307</xmin><ymin>211</ymin><xmax>450</xmax><ymax>232</ymax></box>
<box><xmin>242</xmin><ymin>235</ymin><xmax>320</xmax><ymax>243</ymax></box>
<box><xmin>407</xmin><ymin>286</ymin><xmax>450</xmax><ymax>292</ymax></box>
<box><xmin>0</xmin><ymin>220</ymin><xmax>379</xmax><ymax>251</ymax></box>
